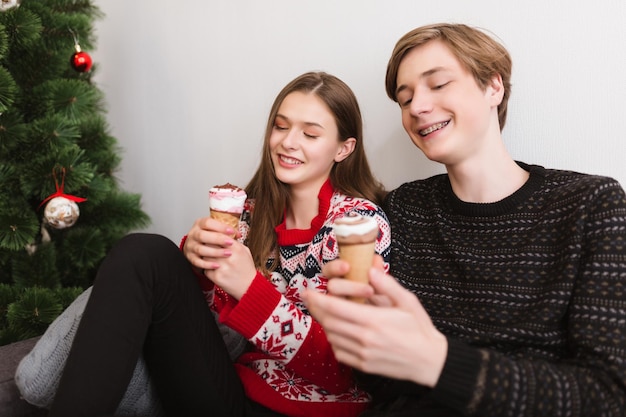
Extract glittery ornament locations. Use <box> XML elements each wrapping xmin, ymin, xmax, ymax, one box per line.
<box><xmin>39</xmin><ymin>167</ymin><xmax>87</xmax><ymax>229</ymax></box>
<box><xmin>0</xmin><ymin>0</ymin><xmax>21</xmax><ymax>12</ymax></box>
<box><xmin>44</xmin><ymin>196</ymin><xmax>80</xmax><ymax>229</ymax></box>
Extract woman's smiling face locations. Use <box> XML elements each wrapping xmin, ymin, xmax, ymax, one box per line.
<box><xmin>269</xmin><ymin>91</ymin><xmax>350</xmax><ymax>193</ymax></box>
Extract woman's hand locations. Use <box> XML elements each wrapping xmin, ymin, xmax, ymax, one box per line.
<box><xmin>183</xmin><ymin>216</ymin><xmax>236</xmax><ymax>271</ymax></box>
<box><xmin>204</xmin><ymin>240</ymin><xmax>257</xmax><ymax>300</ymax></box>
<box><xmin>183</xmin><ymin>216</ymin><xmax>256</xmax><ymax>300</ymax></box>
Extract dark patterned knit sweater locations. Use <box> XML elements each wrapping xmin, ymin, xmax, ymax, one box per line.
<box><xmin>368</xmin><ymin>162</ymin><xmax>626</xmax><ymax>417</ymax></box>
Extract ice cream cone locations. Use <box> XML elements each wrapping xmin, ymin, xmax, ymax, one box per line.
<box><xmin>333</xmin><ymin>213</ymin><xmax>379</xmax><ymax>303</ymax></box>
<box><xmin>210</xmin><ymin>210</ymin><xmax>241</xmax><ymax>237</ymax></box>
<box><xmin>208</xmin><ymin>183</ymin><xmax>247</xmax><ymax>238</ymax></box>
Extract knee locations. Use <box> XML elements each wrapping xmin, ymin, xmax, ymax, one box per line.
<box><xmin>113</xmin><ymin>233</ymin><xmax>179</xmax><ymax>258</ymax></box>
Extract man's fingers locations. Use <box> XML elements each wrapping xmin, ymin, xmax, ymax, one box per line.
<box><xmin>306</xmin><ymin>290</ymin><xmax>351</xmax><ymax>322</ymax></box>
<box><xmin>372</xmin><ymin>254</ymin><xmax>385</xmax><ymax>271</ymax></box>
<box><xmin>326</xmin><ymin>278</ymin><xmax>373</xmax><ymax>299</ymax></box>
<box><xmin>321</xmin><ymin>259</ymin><xmax>350</xmax><ymax>278</ymax></box>
<box><xmin>305</xmin><ymin>289</ymin><xmax>378</xmax><ymax>327</ymax></box>
<box><xmin>369</xmin><ymin>269</ymin><xmax>421</xmax><ymax>311</ymax></box>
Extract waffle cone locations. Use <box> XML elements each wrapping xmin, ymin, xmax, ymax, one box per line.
<box><xmin>337</xmin><ymin>240</ymin><xmax>376</xmax><ymax>303</ymax></box>
<box><xmin>210</xmin><ymin>210</ymin><xmax>240</xmax><ymax>238</ymax></box>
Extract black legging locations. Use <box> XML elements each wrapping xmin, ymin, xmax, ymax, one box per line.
<box><xmin>49</xmin><ymin>233</ymin><xmax>284</xmax><ymax>417</ymax></box>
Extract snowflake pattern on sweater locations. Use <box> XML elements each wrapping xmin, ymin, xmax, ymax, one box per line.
<box><xmin>197</xmin><ymin>181</ymin><xmax>391</xmax><ymax>417</ymax></box>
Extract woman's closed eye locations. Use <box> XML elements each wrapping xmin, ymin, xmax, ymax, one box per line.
<box><xmin>274</xmin><ymin>123</ymin><xmax>288</xmax><ymax>131</ymax></box>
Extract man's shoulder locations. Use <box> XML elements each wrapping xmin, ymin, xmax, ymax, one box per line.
<box><xmin>538</xmin><ymin>165</ymin><xmax>624</xmax><ymax>197</ymax></box>
<box><xmin>387</xmin><ymin>173</ymin><xmax>448</xmax><ymax>201</ymax></box>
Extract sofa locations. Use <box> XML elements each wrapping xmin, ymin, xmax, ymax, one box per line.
<box><xmin>0</xmin><ymin>337</ymin><xmax>47</xmax><ymax>416</ymax></box>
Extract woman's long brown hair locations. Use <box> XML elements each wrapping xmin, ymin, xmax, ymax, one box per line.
<box><xmin>245</xmin><ymin>71</ymin><xmax>386</xmax><ymax>274</ymax></box>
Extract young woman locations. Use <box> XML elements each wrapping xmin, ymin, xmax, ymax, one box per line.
<box><xmin>305</xmin><ymin>24</ymin><xmax>626</xmax><ymax>417</ymax></box>
<box><xmin>49</xmin><ymin>72</ymin><xmax>391</xmax><ymax>417</ymax></box>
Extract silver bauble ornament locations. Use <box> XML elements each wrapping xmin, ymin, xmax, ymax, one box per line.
<box><xmin>44</xmin><ymin>196</ymin><xmax>80</xmax><ymax>229</ymax></box>
<box><xmin>0</xmin><ymin>0</ymin><xmax>21</xmax><ymax>12</ymax></box>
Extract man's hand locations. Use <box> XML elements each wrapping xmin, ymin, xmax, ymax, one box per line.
<box><xmin>304</xmin><ymin>266</ymin><xmax>448</xmax><ymax>388</ymax></box>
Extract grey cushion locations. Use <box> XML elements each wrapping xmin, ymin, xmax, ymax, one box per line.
<box><xmin>15</xmin><ymin>285</ymin><xmax>248</xmax><ymax>416</ymax></box>
<box><xmin>14</xmin><ymin>287</ymin><xmax>165</xmax><ymax>416</ymax></box>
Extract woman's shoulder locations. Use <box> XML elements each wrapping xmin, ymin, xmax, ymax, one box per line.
<box><xmin>329</xmin><ymin>192</ymin><xmax>392</xmax><ymax>264</ymax></box>
<box><xmin>329</xmin><ymin>192</ymin><xmax>388</xmax><ymax>220</ymax></box>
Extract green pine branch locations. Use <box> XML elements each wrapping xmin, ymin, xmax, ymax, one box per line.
<box><xmin>0</xmin><ymin>0</ymin><xmax>151</xmax><ymax>345</ymax></box>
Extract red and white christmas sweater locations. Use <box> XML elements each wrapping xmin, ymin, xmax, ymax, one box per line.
<box><xmin>196</xmin><ymin>180</ymin><xmax>391</xmax><ymax>417</ymax></box>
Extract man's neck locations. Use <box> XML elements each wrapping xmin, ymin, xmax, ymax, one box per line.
<box><xmin>447</xmin><ymin>146</ymin><xmax>529</xmax><ymax>203</ymax></box>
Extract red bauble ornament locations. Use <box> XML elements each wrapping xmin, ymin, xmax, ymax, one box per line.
<box><xmin>71</xmin><ymin>48</ymin><xmax>92</xmax><ymax>73</ymax></box>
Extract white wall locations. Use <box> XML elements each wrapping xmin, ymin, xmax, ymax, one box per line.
<box><xmin>93</xmin><ymin>0</ymin><xmax>626</xmax><ymax>242</ymax></box>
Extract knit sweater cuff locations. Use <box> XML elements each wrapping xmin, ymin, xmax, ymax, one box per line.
<box><xmin>179</xmin><ymin>235</ymin><xmax>188</xmax><ymax>251</ymax></box>
<box><xmin>220</xmin><ymin>272</ymin><xmax>281</xmax><ymax>338</ymax></box>
<box><xmin>429</xmin><ymin>337</ymin><xmax>483</xmax><ymax>412</ymax></box>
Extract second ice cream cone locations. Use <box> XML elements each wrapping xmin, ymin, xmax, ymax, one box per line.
<box><xmin>333</xmin><ymin>213</ymin><xmax>379</xmax><ymax>303</ymax></box>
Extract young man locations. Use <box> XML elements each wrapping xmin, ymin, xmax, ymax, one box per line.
<box><xmin>304</xmin><ymin>23</ymin><xmax>626</xmax><ymax>416</ymax></box>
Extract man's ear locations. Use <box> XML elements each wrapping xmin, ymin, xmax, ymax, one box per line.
<box><xmin>487</xmin><ymin>73</ymin><xmax>505</xmax><ymax>106</ymax></box>
<box><xmin>335</xmin><ymin>137</ymin><xmax>356</xmax><ymax>162</ymax></box>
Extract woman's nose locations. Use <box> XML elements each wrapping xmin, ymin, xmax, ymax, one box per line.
<box><xmin>281</xmin><ymin>129</ymin><xmax>299</xmax><ymax>149</ymax></box>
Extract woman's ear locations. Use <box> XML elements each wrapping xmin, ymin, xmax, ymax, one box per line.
<box><xmin>335</xmin><ymin>138</ymin><xmax>356</xmax><ymax>162</ymax></box>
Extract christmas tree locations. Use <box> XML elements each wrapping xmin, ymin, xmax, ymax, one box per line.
<box><xmin>0</xmin><ymin>0</ymin><xmax>150</xmax><ymax>346</ymax></box>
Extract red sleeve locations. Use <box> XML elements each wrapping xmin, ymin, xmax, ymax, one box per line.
<box><xmin>219</xmin><ymin>272</ymin><xmax>280</xmax><ymax>337</ymax></box>
<box><xmin>221</xmin><ymin>273</ymin><xmax>356</xmax><ymax>393</ymax></box>
<box><xmin>179</xmin><ymin>235</ymin><xmax>189</xmax><ymax>250</ymax></box>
